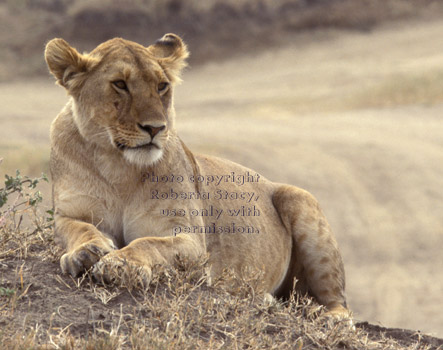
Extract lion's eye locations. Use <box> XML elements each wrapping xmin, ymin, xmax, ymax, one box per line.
<box><xmin>112</xmin><ymin>80</ymin><xmax>128</xmax><ymax>91</ymax></box>
<box><xmin>158</xmin><ymin>82</ymin><xmax>169</xmax><ymax>94</ymax></box>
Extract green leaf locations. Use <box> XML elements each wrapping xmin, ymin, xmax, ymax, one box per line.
<box><xmin>30</xmin><ymin>179</ymin><xmax>39</xmax><ymax>189</ymax></box>
<box><xmin>29</xmin><ymin>191</ymin><xmax>43</xmax><ymax>206</ymax></box>
<box><xmin>46</xmin><ymin>208</ymin><xmax>55</xmax><ymax>222</ymax></box>
<box><xmin>4</xmin><ymin>174</ymin><xmax>14</xmax><ymax>188</ymax></box>
<box><xmin>0</xmin><ymin>287</ymin><xmax>15</xmax><ymax>297</ymax></box>
<box><xmin>0</xmin><ymin>194</ymin><xmax>6</xmax><ymax>208</ymax></box>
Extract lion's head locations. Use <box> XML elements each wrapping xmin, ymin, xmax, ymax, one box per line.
<box><xmin>45</xmin><ymin>34</ymin><xmax>189</xmax><ymax>167</ymax></box>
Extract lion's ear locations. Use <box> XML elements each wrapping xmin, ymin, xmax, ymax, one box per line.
<box><xmin>149</xmin><ymin>34</ymin><xmax>189</xmax><ymax>83</ymax></box>
<box><xmin>45</xmin><ymin>38</ymin><xmax>94</xmax><ymax>91</ymax></box>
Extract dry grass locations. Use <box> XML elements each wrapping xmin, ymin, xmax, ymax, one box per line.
<box><xmin>0</xmin><ymin>180</ymin><xmax>441</xmax><ymax>349</ymax></box>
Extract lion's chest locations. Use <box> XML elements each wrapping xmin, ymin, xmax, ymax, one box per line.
<box><xmin>99</xmin><ymin>181</ymin><xmax>204</xmax><ymax>245</ymax></box>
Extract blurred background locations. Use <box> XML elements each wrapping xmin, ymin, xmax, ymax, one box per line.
<box><xmin>1</xmin><ymin>0</ymin><xmax>443</xmax><ymax>337</ymax></box>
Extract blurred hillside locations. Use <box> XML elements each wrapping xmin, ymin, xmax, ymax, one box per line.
<box><xmin>1</xmin><ymin>0</ymin><xmax>443</xmax><ymax>80</ymax></box>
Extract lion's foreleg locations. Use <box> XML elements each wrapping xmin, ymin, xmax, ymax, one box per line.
<box><xmin>92</xmin><ymin>233</ymin><xmax>206</xmax><ymax>284</ymax></box>
<box><xmin>55</xmin><ymin>216</ymin><xmax>116</xmax><ymax>277</ymax></box>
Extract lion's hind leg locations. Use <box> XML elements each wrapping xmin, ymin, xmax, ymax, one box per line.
<box><xmin>272</xmin><ymin>185</ymin><xmax>348</xmax><ymax>317</ymax></box>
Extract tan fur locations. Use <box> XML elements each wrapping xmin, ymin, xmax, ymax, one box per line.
<box><xmin>45</xmin><ymin>34</ymin><xmax>348</xmax><ymax>316</ymax></box>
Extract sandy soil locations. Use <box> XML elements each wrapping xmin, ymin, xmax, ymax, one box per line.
<box><xmin>1</xmin><ymin>17</ymin><xmax>443</xmax><ymax>337</ymax></box>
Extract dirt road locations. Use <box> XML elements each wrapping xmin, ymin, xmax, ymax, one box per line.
<box><xmin>1</xmin><ymin>17</ymin><xmax>443</xmax><ymax>336</ymax></box>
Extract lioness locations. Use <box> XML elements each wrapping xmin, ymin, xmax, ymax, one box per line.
<box><xmin>45</xmin><ymin>34</ymin><xmax>348</xmax><ymax>316</ymax></box>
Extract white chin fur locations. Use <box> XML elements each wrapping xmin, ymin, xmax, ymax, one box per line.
<box><xmin>123</xmin><ymin>148</ymin><xmax>163</xmax><ymax>167</ymax></box>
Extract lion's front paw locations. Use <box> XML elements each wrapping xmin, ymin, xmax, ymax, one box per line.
<box><xmin>92</xmin><ymin>252</ymin><xmax>152</xmax><ymax>289</ymax></box>
<box><xmin>60</xmin><ymin>239</ymin><xmax>116</xmax><ymax>277</ymax></box>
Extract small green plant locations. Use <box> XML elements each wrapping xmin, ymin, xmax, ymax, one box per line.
<box><xmin>0</xmin><ymin>287</ymin><xmax>15</xmax><ymax>298</ymax></box>
<box><xmin>0</xmin><ymin>159</ymin><xmax>54</xmax><ymax>262</ymax></box>
<box><xmin>0</xmin><ymin>158</ymin><xmax>51</xmax><ymax>229</ymax></box>
<box><xmin>0</xmin><ymin>170</ymin><xmax>47</xmax><ymax>209</ymax></box>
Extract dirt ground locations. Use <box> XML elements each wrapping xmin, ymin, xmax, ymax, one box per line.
<box><xmin>2</xmin><ymin>245</ymin><xmax>442</xmax><ymax>349</ymax></box>
<box><xmin>1</xmin><ymin>13</ymin><xmax>443</xmax><ymax>342</ymax></box>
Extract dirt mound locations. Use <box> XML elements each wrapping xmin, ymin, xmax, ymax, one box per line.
<box><xmin>357</xmin><ymin>323</ymin><xmax>443</xmax><ymax>350</ymax></box>
<box><xmin>2</xmin><ymin>247</ymin><xmax>442</xmax><ymax>349</ymax></box>
<box><xmin>0</xmin><ymin>212</ymin><xmax>442</xmax><ymax>349</ymax></box>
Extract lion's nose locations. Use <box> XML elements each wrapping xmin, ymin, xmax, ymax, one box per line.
<box><xmin>138</xmin><ymin>124</ymin><xmax>165</xmax><ymax>138</ymax></box>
